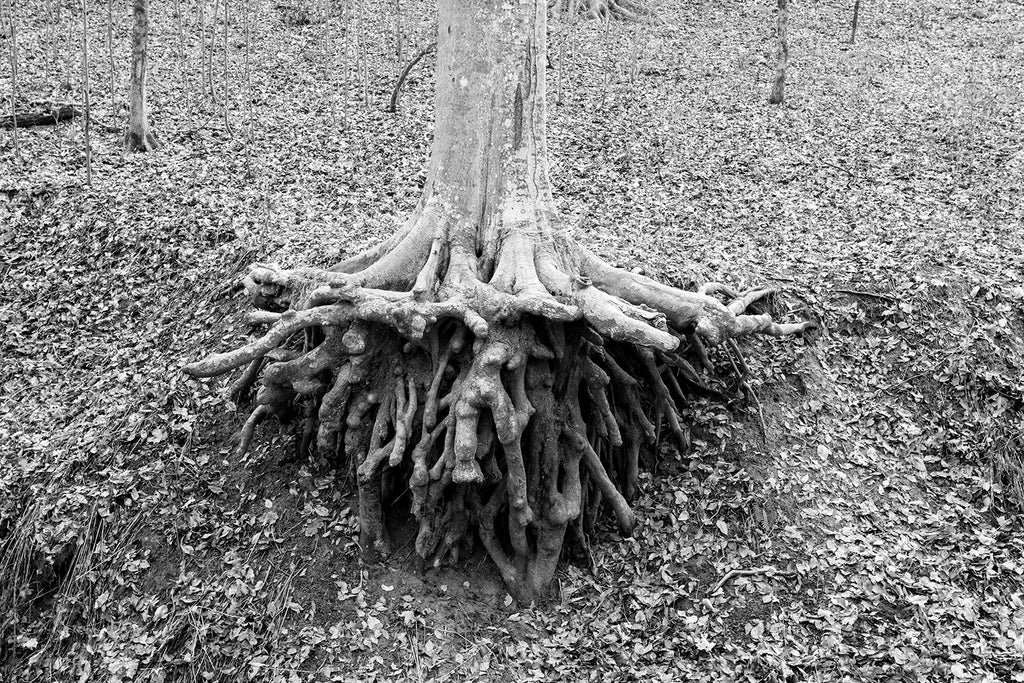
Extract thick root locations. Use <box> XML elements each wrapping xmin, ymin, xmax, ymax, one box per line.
<box><xmin>551</xmin><ymin>0</ymin><xmax>650</xmax><ymax>22</ymax></box>
<box><xmin>186</xmin><ymin>217</ymin><xmax>811</xmax><ymax>603</ymax></box>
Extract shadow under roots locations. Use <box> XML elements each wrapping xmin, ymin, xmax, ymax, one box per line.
<box><xmin>222</xmin><ymin>307</ymin><xmax>737</xmax><ymax>604</ymax></box>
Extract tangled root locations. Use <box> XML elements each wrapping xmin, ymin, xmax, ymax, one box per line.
<box><xmin>551</xmin><ymin>0</ymin><xmax>652</xmax><ymax>22</ymax></box>
<box><xmin>186</xmin><ymin>206</ymin><xmax>812</xmax><ymax>603</ymax></box>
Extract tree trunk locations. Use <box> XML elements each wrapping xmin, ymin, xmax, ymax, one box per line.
<box><xmin>80</xmin><ymin>0</ymin><xmax>93</xmax><ymax>183</ymax></box>
<box><xmin>768</xmin><ymin>0</ymin><xmax>789</xmax><ymax>105</ymax></box>
<box><xmin>849</xmin><ymin>0</ymin><xmax>860</xmax><ymax>44</ymax></box>
<box><xmin>187</xmin><ymin>0</ymin><xmax>812</xmax><ymax>605</ymax></box>
<box><xmin>4</xmin><ymin>0</ymin><xmax>20</xmax><ymax>157</ymax></box>
<box><xmin>124</xmin><ymin>0</ymin><xmax>159</xmax><ymax>151</ymax></box>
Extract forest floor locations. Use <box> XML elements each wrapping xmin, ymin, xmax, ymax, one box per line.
<box><xmin>2</xmin><ymin>0</ymin><xmax>1024</xmax><ymax>681</ymax></box>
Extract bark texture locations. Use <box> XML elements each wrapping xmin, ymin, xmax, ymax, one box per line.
<box><xmin>187</xmin><ymin>0</ymin><xmax>812</xmax><ymax>604</ymax></box>
<box><xmin>124</xmin><ymin>0</ymin><xmax>159</xmax><ymax>152</ymax></box>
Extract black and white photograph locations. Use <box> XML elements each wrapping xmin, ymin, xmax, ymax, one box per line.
<box><xmin>2</xmin><ymin>0</ymin><xmax>1022</xmax><ymax>680</ymax></box>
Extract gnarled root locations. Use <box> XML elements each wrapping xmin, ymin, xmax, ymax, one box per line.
<box><xmin>551</xmin><ymin>0</ymin><xmax>651</xmax><ymax>22</ymax></box>
<box><xmin>185</xmin><ymin>210</ymin><xmax>811</xmax><ymax>603</ymax></box>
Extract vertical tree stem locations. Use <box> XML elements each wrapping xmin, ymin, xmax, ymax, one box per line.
<box><xmin>768</xmin><ymin>0</ymin><xmax>789</xmax><ymax>105</ymax></box>
<box><xmin>850</xmin><ymin>0</ymin><xmax>860</xmax><ymax>44</ymax></box>
<box><xmin>243</xmin><ymin>0</ymin><xmax>253</xmax><ymax>176</ymax></box>
<box><xmin>175</xmin><ymin>0</ymin><xmax>189</xmax><ymax>109</ymax></box>
<box><xmin>394</xmin><ymin>0</ymin><xmax>403</xmax><ymax>73</ymax></box>
<box><xmin>106</xmin><ymin>0</ymin><xmax>115</xmax><ymax>117</ymax></box>
<box><xmin>209</xmin><ymin>0</ymin><xmax>221</xmax><ymax>103</ymax></box>
<box><xmin>199</xmin><ymin>0</ymin><xmax>208</xmax><ymax>98</ymax></box>
<box><xmin>4</xmin><ymin>0</ymin><xmax>19</xmax><ymax>159</ymax></box>
<box><xmin>223</xmin><ymin>0</ymin><xmax>231</xmax><ymax>133</ymax></box>
<box><xmin>357</xmin><ymin>0</ymin><xmax>368</xmax><ymax>106</ymax></box>
<box><xmin>81</xmin><ymin>0</ymin><xmax>92</xmax><ymax>184</ymax></box>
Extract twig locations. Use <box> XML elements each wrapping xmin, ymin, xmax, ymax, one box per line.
<box><xmin>387</xmin><ymin>42</ymin><xmax>436</xmax><ymax>113</ymax></box>
<box><xmin>747</xmin><ymin>383</ymin><xmax>768</xmax><ymax>440</ymax></box>
<box><xmin>411</xmin><ymin>627</ymin><xmax>424</xmax><ymax>682</ymax></box>
<box><xmin>834</xmin><ymin>289</ymin><xmax>896</xmax><ymax>302</ymax></box>
<box><xmin>725</xmin><ymin>344</ymin><xmax>767</xmax><ymax>440</ymax></box>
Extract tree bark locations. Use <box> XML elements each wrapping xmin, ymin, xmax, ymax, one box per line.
<box><xmin>187</xmin><ymin>0</ymin><xmax>812</xmax><ymax>605</ymax></box>
<box><xmin>768</xmin><ymin>0</ymin><xmax>789</xmax><ymax>105</ymax></box>
<box><xmin>124</xmin><ymin>0</ymin><xmax>159</xmax><ymax>152</ymax></box>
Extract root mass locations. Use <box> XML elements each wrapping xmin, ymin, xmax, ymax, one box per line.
<box><xmin>185</xmin><ymin>0</ymin><xmax>812</xmax><ymax>604</ymax></box>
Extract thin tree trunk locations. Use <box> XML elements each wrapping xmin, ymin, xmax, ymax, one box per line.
<box><xmin>849</xmin><ymin>0</ymin><xmax>860</xmax><ymax>44</ymax></box>
<box><xmin>394</xmin><ymin>0</ymin><xmax>403</xmax><ymax>73</ymax></box>
<box><xmin>357</xmin><ymin>0</ymin><xmax>369</xmax><ymax>106</ymax></box>
<box><xmin>199</xmin><ymin>0</ymin><xmax>208</xmax><ymax>97</ymax></box>
<box><xmin>49</xmin><ymin>0</ymin><xmax>59</xmax><ymax>87</ymax></box>
<box><xmin>243</xmin><ymin>0</ymin><xmax>253</xmax><ymax>176</ymax></box>
<box><xmin>80</xmin><ymin>0</ymin><xmax>92</xmax><ymax>183</ymax></box>
<box><xmin>341</xmin><ymin>1</ymin><xmax>350</xmax><ymax>129</ymax></box>
<box><xmin>208</xmin><ymin>0</ymin><xmax>221</xmax><ymax>103</ymax></box>
<box><xmin>768</xmin><ymin>0</ymin><xmax>788</xmax><ymax>105</ymax></box>
<box><xmin>222</xmin><ymin>0</ymin><xmax>231</xmax><ymax>133</ymax></box>
<box><xmin>175</xmin><ymin>0</ymin><xmax>189</xmax><ymax>108</ymax></box>
<box><xmin>65</xmin><ymin>11</ymin><xmax>74</xmax><ymax>88</ymax></box>
<box><xmin>5</xmin><ymin>0</ymin><xmax>20</xmax><ymax>159</ymax></box>
<box><xmin>124</xmin><ymin>0</ymin><xmax>159</xmax><ymax>151</ymax></box>
<box><xmin>106</xmin><ymin>0</ymin><xmax>115</xmax><ymax>115</ymax></box>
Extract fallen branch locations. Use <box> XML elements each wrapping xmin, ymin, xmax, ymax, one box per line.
<box><xmin>714</xmin><ymin>566</ymin><xmax>792</xmax><ymax>592</ymax></box>
<box><xmin>834</xmin><ymin>289</ymin><xmax>896</xmax><ymax>302</ymax></box>
<box><xmin>1</xmin><ymin>105</ymin><xmax>81</xmax><ymax>129</ymax></box>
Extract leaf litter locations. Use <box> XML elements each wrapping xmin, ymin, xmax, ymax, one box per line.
<box><xmin>1</xmin><ymin>0</ymin><xmax>1023</xmax><ymax>680</ymax></box>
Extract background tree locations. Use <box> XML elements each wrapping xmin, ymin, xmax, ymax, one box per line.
<box><xmin>80</xmin><ymin>0</ymin><xmax>92</xmax><ymax>181</ymax></box>
<box><xmin>850</xmin><ymin>0</ymin><xmax>861</xmax><ymax>44</ymax></box>
<box><xmin>769</xmin><ymin>0</ymin><xmax>789</xmax><ymax>104</ymax></box>
<box><xmin>4</xmin><ymin>0</ymin><xmax>21</xmax><ymax>157</ymax></box>
<box><xmin>187</xmin><ymin>0</ymin><xmax>811</xmax><ymax>603</ymax></box>
<box><xmin>124</xmin><ymin>0</ymin><xmax>158</xmax><ymax>152</ymax></box>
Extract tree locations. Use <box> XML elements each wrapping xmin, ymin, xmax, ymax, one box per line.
<box><xmin>187</xmin><ymin>0</ymin><xmax>812</xmax><ymax>604</ymax></box>
<box><xmin>5</xmin><ymin>0</ymin><xmax>21</xmax><ymax>158</ymax></box>
<box><xmin>768</xmin><ymin>0</ymin><xmax>789</xmax><ymax>105</ymax></box>
<box><xmin>124</xmin><ymin>0</ymin><xmax>159</xmax><ymax>152</ymax></box>
<box><xmin>849</xmin><ymin>0</ymin><xmax>860</xmax><ymax>44</ymax></box>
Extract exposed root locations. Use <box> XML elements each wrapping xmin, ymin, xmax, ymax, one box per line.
<box><xmin>123</xmin><ymin>129</ymin><xmax>160</xmax><ymax>153</ymax></box>
<box><xmin>551</xmin><ymin>0</ymin><xmax>651</xmax><ymax>22</ymax></box>
<box><xmin>187</xmin><ymin>213</ymin><xmax>811</xmax><ymax>604</ymax></box>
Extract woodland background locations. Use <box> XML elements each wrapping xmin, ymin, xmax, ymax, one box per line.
<box><xmin>2</xmin><ymin>0</ymin><xmax>1024</xmax><ymax>680</ymax></box>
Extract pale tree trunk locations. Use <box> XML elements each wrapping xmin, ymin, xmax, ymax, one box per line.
<box><xmin>124</xmin><ymin>0</ymin><xmax>159</xmax><ymax>151</ymax></box>
<box><xmin>187</xmin><ymin>0</ymin><xmax>812</xmax><ymax>604</ymax></box>
<box><xmin>768</xmin><ymin>0</ymin><xmax>789</xmax><ymax>105</ymax></box>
